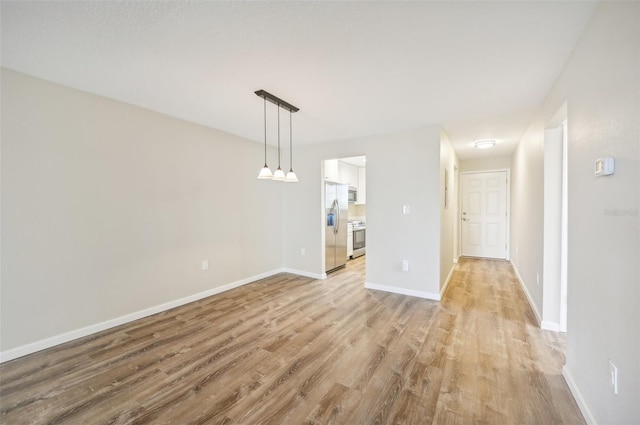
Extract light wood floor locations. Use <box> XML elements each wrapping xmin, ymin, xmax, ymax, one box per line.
<box><xmin>0</xmin><ymin>257</ymin><xmax>585</xmax><ymax>424</ymax></box>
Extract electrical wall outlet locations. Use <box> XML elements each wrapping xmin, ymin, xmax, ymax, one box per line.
<box><xmin>536</xmin><ymin>273</ymin><xmax>540</xmax><ymax>285</ymax></box>
<box><xmin>609</xmin><ymin>360</ymin><xmax>619</xmax><ymax>394</ymax></box>
<box><xmin>201</xmin><ymin>260</ymin><xmax>209</xmax><ymax>270</ymax></box>
<box><xmin>301</xmin><ymin>248</ymin><xmax>306</xmax><ymax>256</ymax></box>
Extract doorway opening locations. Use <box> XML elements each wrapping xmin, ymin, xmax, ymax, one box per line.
<box><xmin>322</xmin><ymin>156</ymin><xmax>366</xmax><ymax>275</ymax></box>
<box><xmin>560</xmin><ymin>121</ymin><xmax>568</xmax><ymax>332</ymax></box>
<box><xmin>542</xmin><ymin>117</ymin><xmax>568</xmax><ymax>332</ymax></box>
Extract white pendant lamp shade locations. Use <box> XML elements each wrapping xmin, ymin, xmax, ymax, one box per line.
<box><xmin>285</xmin><ymin>170</ymin><xmax>298</xmax><ymax>182</ymax></box>
<box><xmin>255</xmin><ymin>90</ymin><xmax>300</xmax><ymax>183</ymax></box>
<box><xmin>258</xmin><ymin>165</ymin><xmax>273</xmax><ymax>179</ymax></box>
<box><xmin>272</xmin><ymin>167</ymin><xmax>286</xmax><ymax>181</ymax></box>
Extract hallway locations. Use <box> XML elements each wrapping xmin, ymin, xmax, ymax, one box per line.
<box><xmin>434</xmin><ymin>258</ymin><xmax>583</xmax><ymax>423</ymax></box>
<box><xmin>0</xmin><ymin>258</ymin><xmax>584</xmax><ymax>424</ymax></box>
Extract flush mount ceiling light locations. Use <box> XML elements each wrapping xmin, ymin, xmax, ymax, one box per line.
<box><xmin>255</xmin><ymin>90</ymin><xmax>299</xmax><ymax>182</ymax></box>
<box><xmin>474</xmin><ymin>139</ymin><xmax>496</xmax><ymax>149</ymax></box>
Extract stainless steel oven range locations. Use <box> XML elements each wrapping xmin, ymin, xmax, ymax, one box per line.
<box><xmin>352</xmin><ymin>221</ymin><xmax>365</xmax><ymax>258</ymax></box>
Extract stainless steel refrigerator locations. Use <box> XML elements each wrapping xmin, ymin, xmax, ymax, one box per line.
<box><xmin>325</xmin><ymin>182</ymin><xmax>348</xmax><ymax>273</ymax></box>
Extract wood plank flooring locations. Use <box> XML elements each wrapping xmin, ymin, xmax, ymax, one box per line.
<box><xmin>0</xmin><ymin>257</ymin><xmax>585</xmax><ymax>424</ymax></box>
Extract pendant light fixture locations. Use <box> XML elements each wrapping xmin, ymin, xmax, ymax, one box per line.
<box><xmin>257</xmin><ymin>95</ymin><xmax>273</xmax><ymax>179</ymax></box>
<box><xmin>285</xmin><ymin>109</ymin><xmax>298</xmax><ymax>182</ymax></box>
<box><xmin>255</xmin><ymin>89</ymin><xmax>299</xmax><ymax>182</ymax></box>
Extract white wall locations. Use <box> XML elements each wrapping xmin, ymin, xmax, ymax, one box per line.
<box><xmin>511</xmin><ymin>123</ymin><xmax>545</xmax><ymax>319</ymax></box>
<box><xmin>439</xmin><ymin>131</ymin><xmax>459</xmax><ymax>291</ymax></box>
<box><xmin>510</xmin><ymin>3</ymin><xmax>639</xmax><ymax>423</ymax></box>
<box><xmin>1</xmin><ymin>69</ymin><xmax>283</xmax><ymax>356</ymax></box>
<box><xmin>459</xmin><ymin>156</ymin><xmax>511</xmax><ymax>173</ymax></box>
<box><xmin>1</xmin><ymin>70</ymin><xmax>448</xmax><ymax>359</ymax></box>
<box><xmin>282</xmin><ymin>126</ymin><xmax>443</xmax><ymax>299</ymax></box>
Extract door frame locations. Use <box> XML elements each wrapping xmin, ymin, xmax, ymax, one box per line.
<box><xmin>453</xmin><ymin>165</ymin><xmax>460</xmax><ymax>262</ymax></box>
<box><xmin>459</xmin><ymin>169</ymin><xmax>511</xmax><ymax>261</ymax></box>
<box><xmin>542</xmin><ymin>119</ymin><xmax>568</xmax><ymax>332</ymax></box>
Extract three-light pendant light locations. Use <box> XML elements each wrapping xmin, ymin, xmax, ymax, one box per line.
<box><xmin>256</xmin><ymin>89</ymin><xmax>299</xmax><ymax>183</ymax></box>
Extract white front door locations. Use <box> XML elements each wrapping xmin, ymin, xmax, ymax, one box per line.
<box><xmin>461</xmin><ymin>171</ymin><xmax>508</xmax><ymax>259</ymax></box>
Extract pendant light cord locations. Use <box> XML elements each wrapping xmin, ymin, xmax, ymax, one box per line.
<box><xmin>289</xmin><ymin>110</ymin><xmax>293</xmax><ymax>170</ymax></box>
<box><xmin>277</xmin><ymin>105</ymin><xmax>281</xmax><ymax>168</ymax></box>
<box><xmin>263</xmin><ymin>97</ymin><xmax>267</xmax><ymax>165</ymax></box>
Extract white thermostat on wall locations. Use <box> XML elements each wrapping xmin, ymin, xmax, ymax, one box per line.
<box><xmin>594</xmin><ymin>157</ymin><xmax>615</xmax><ymax>176</ymax></box>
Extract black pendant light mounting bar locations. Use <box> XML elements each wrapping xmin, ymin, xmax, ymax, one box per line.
<box><xmin>255</xmin><ymin>90</ymin><xmax>299</xmax><ymax>113</ymax></box>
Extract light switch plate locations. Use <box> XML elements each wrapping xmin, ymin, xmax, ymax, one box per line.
<box><xmin>595</xmin><ymin>157</ymin><xmax>615</xmax><ymax>176</ymax></box>
<box><xmin>402</xmin><ymin>260</ymin><xmax>410</xmax><ymax>272</ymax></box>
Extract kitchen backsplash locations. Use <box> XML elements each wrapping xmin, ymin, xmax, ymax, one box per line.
<box><xmin>348</xmin><ymin>204</ymin><xmax>366</xmax><ymax>221</ymax></box>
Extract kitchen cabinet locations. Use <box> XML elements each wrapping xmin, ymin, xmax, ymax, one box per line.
<box><xmin>325</xmin><ymin>159</ymin><xmax>359</xmax><ymax>186</ymax></box>
<box><xmin>355</xmin><ymin>167</ymin><xmax>366</xmax><ymax>204</ymax></box>
<box><xmin>324</xmin><ymin>159</ymin><xmax>339</xmax><ymax>182</ymax></box>
<box><xmin>338</xmin><ymin>161</ymin><xmax>358</xmax><ymax>187</ymax></box>
<box><xmin>326</xmin><ymin>160</ymin><xmax>365</xmax><ymax>207</ymax></box>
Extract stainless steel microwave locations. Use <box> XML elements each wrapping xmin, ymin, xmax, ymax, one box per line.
<box><xmin>348</xmin><ymin>186</ymin><xmax>357</xmax><ymax>203</ymax></box>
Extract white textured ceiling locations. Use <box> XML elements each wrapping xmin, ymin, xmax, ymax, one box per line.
<box><xmin>1</xmin><ymin>1</ymin><xmax>596</xmax><ymax>159</ymax></box>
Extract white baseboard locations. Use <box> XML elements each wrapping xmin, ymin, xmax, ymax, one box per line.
<box><xmin>563</xmin><ymin>365</ymin><xmax>597</xmax><ymax>425</ymax></box>
<box><xmin>541</xmin><ymin>320</ymin><xmax>561</xmax><ymax>332</ymax></box>
<box><xmin>440</xmin><ymin>264</ymin><xmax>457</xmax><ymax>298</ymax></box>
<box><xmin>510</xmin><ymin>262</ymin><xmax>542</xmax><ymax>326</ymax></box>
<box><xmin>364</xmin><ymin>282</ymin><xmax>440</xmax><ymax>301</ymax></box>
<box><xmin>0</xmin><ymin>268</ymin><xmax>286</xmax><ymax>363</ymax></box>
<box><xmin>280</xmin><ymin>268</ymin><xmax>325</xmax><ymax>280</ymax></box>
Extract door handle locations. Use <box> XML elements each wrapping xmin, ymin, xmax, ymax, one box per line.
<box><xmin>335</xmin><ymin>200</ymin><xmax>340</xmax><ymax>234</ymax></box>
